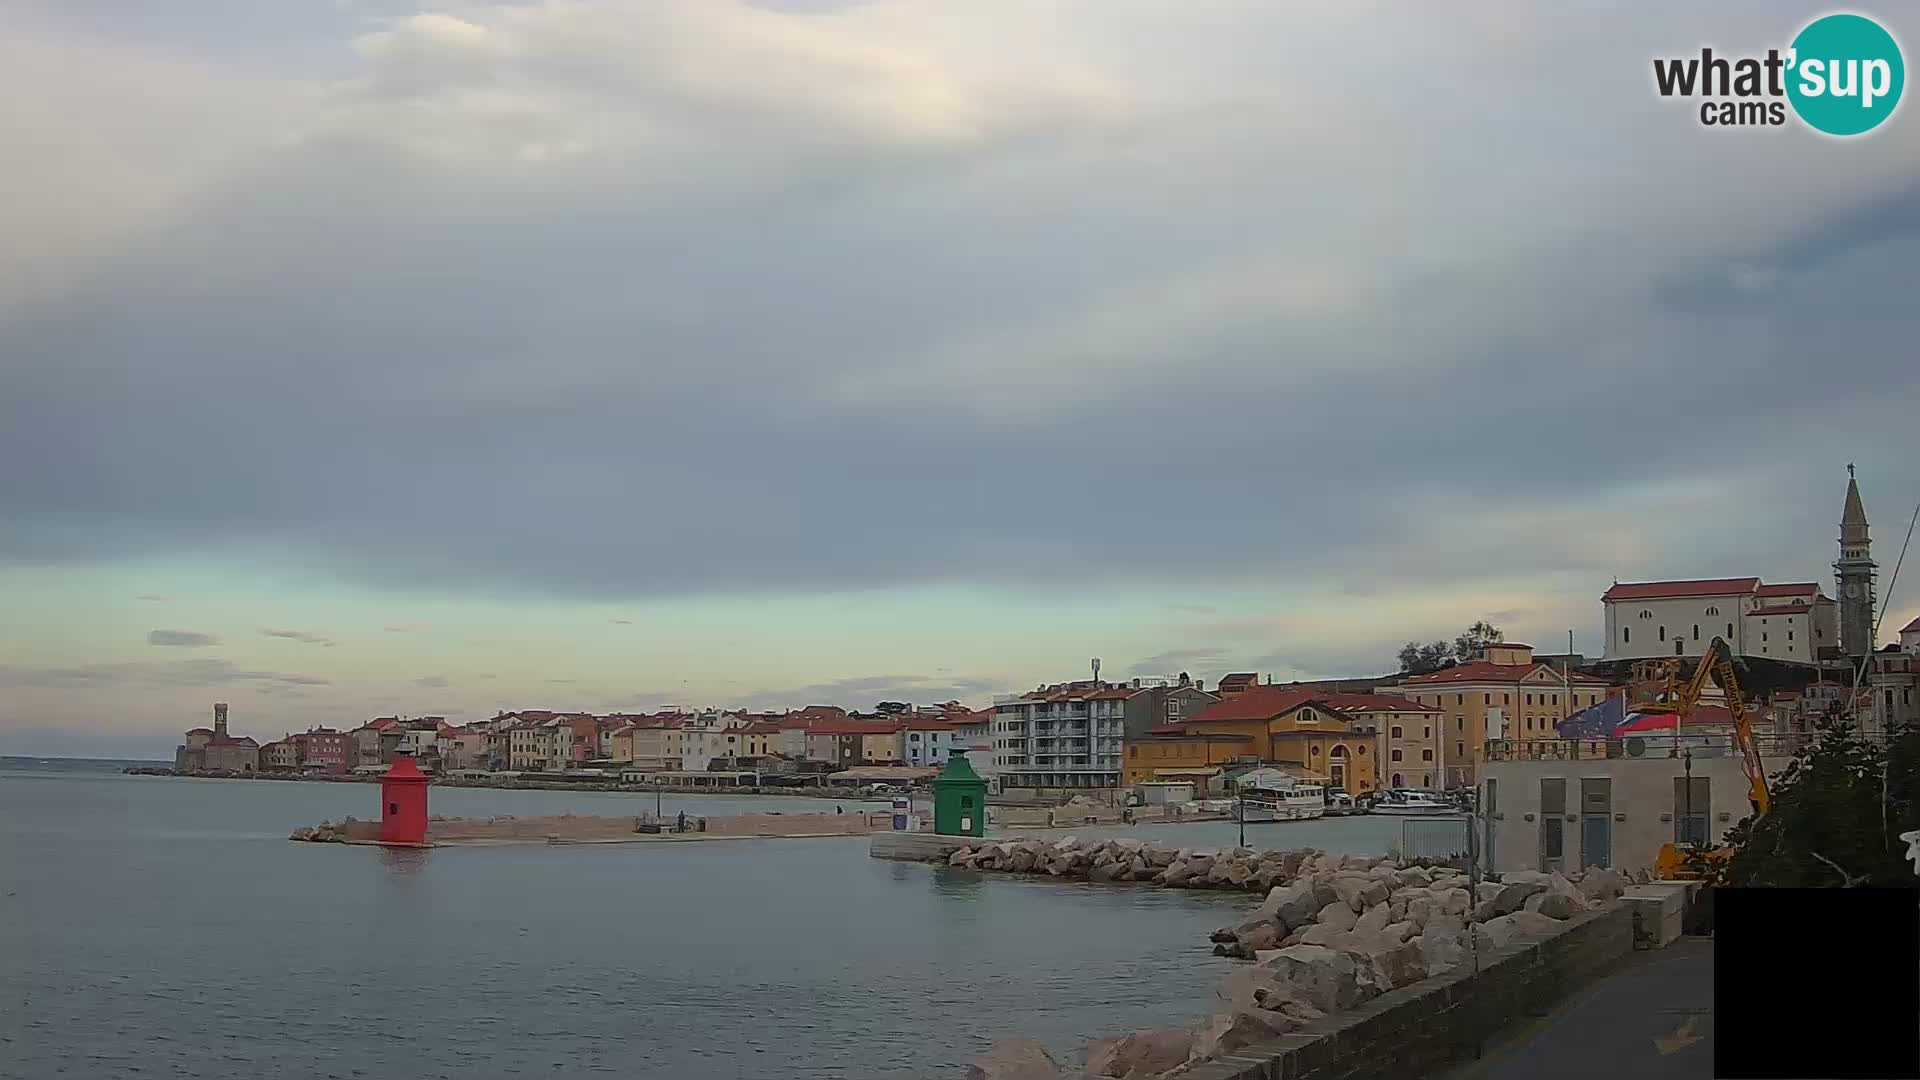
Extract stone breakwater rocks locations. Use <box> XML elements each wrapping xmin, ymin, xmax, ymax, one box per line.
<box><xmin>955</xmin><ymin>842</ymin><xmax>1632</xmax><ymax>1080</ymax></box>
<box><xmin>289</xmin><ymin>821</ymin><xmax>352</xmax><ymax>843</ymax></box>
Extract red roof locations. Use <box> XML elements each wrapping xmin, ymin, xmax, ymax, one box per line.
<box><xmin>1399</xmin><ymin>660</ymin><xmax>1610</xmax><ymax>686</ymax></box>
<box><xmin>1756</xmin><ymin>582</ymin><xmax>1821</xmax><ymax>597</ymax></box>
<box><xmin>1145</xmin><ymin>724</ymin><xmax>1252</xmax><ymax>738</ymax></box>
<box><xmin>1602</xmin><ymin>577</ymin><xmax>1760</xmax><ymax>601</ymax></box>
<box><xmin>1217</xmin><ymin>673</ymin><xmax>1259</xmax><ymax>688</ymax></box>
<box><xmin>738</xmin><ymin>721</ymin><xmax>782</xmax><ymax>735</ymax></box>
<box><xmin>900</xmin><ymin>716</ymin><xmax>961</xmax><ymax>731</ymax></box>
<box><xmin>1746</xmin><ymin>603</ymin><xmax>1810</xmax><ymax>616</ymax></box>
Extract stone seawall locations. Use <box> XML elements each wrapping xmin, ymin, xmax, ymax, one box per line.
<box><xmin>292</xmin><ymin>811</ymin><xmax>897</xmax><ymax>846</ymax></box>
<box><xmin>1180</xmin><ymin>905</ymin><xmax>1634</xmax><ymax>1080</ymax></box>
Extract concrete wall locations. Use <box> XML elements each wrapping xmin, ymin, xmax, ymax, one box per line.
<box><xmin>1182</xmin><ymin>906</ymin><xmax>1634</xmax><ymax>1080</ymax></box>
<box><xmin>1480</xmin><ymin>755</ymin><xmax>1752</xmax><ymax>875</ymax></box>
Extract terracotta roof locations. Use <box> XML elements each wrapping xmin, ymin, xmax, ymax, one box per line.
<box><xmin>738</xmin><ymin>721</ymin><xmax>782</xmax><ymax>735</ymax></box>
<box><xmin>1001</xmin><ymin>684</ymin><xmax>1138</xmax><ymax>704</ymax></box>
<box><xmin>1398</xmin><ymin>660</ymin><xmax>1609</xmax><ymax>686</ymax></box>
<box><xmin>1756</xmin><ymin>582</ymin><xmax>1821</xmax><ymax>597</ymax></box>
<box><xmin>1217</xmin><ymin>673</ymin><xmax>1259</xmax><ymax>687</ymax></box>
<box><xmin>1746</xmin><ymin>603</ymin><xmax>1810</xmax><ymax>615</ymax></box>
<box><xmin>1182</xmin><ymin>689</ymin><xmax>1369</xmax><ymax>724</ymax></box>
<box><xmin>1603</xmin><ymin>577</ymin><xmax>1760</xmax><ymax>601</ymax></box>
<box><xmin>1144</xmin><ymin>725</ymin><xmax>1253</xmax><ymax>738</ymax></box>
<box><xmin>900</xmin><ymin>716</ymin><xmax>961</xmax><ymax>731</ymax></box>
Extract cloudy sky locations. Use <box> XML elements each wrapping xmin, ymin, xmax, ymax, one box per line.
<box><xmin>3</xmin><ymin>1</ymin><xmax>1917</xmax><ymax>757</ymax></box>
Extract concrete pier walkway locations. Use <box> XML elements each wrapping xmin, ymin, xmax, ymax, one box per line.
<box><xmin>1440</xmin><ymin>936</ymin><xmax>1714</xmax><ymax>1080</ymax></box>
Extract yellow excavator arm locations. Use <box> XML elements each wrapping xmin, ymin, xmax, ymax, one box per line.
<box><xmin>1652</xmin><ymin>638</ymin><xmax>1770</xmax><ymax>879</ymax></box>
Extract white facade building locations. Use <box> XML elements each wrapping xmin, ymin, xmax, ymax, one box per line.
<box><xmin>991</xmin><ymin>681</ymin><xmax>1128</xmax><ymax>790</ymax></box>
<box><xmin>1602</xmin><ymin>578</ymin><xmax>1837</xmax><ymax>664</ymax></box>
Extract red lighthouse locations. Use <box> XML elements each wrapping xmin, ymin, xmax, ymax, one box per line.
<box><xmin>379</xmin><ymin>754</ymin><xmax>431</xmax><ymax>845</ymax></box>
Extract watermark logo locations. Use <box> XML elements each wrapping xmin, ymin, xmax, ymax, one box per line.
<box><xmin>1653</xmin><ymin>12</ymin><xmax>1904</xmax><ymax>135</ymax></box>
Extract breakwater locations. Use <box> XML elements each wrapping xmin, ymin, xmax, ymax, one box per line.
<box><xmin>292</xmin><ymin>809</ymin><xmax>902</xmax><ymax>846</ymax></box>
<box><xmin>890</xmin><ymin>836</ymin><xmax>1634</xmax><ymax>1079</ymax></box>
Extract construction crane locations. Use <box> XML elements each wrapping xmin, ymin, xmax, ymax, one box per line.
<box><xmin>1650</xmin><ymin>637</ymin><xmax>1771</xmax><ymax>879</ymax></box>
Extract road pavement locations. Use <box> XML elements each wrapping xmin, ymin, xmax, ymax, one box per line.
<box><xmin>1440</xmin><ymin>936</ymin><xmax>1715</xmax><ymax>1080</ymax></box>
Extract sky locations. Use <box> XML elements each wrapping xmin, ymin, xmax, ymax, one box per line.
<box><xmin>3</xmin><ymin>1</ymin><xmax>1918</xmax><ymax>758</ymax></box>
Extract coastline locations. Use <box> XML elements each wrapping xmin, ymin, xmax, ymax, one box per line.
<box><xmin>123</xmin><ymin>765</ymin><xmax>892</xmax><ymax>799</ymax></box>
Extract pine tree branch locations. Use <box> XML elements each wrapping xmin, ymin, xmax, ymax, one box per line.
<box><xmin>1810</xmin><ymin>850</ymin><xmax>1866</xmax><ymax>888</ymax></box>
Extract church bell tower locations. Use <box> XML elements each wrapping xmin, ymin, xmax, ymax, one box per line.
<box><xmin>1835</xmin><ymin>465</ymin><xmax>1877</xmax><ymax>656</ymax></box>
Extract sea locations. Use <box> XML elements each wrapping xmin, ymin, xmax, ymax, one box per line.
<box><xmin>0</xmin><ymin>757</ymin><xmax>1414</xmax><ymax>1079</ymax></box>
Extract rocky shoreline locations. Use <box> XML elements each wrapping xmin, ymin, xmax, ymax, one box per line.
<box><xmin>935</xmin><ymin>837</ymin><xmax>1632</xmax><ymax>1079</ymax></box>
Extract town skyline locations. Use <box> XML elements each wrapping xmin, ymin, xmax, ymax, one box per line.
<box><xmin>4</xmin><ymin>1</ymin><xmax>1919</xmax><ymax>757</ymax></box>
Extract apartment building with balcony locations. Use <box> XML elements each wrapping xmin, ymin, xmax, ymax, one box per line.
<box><xmin>991</xmin><ymin>680</ymin><xmax>1129</xmax><ymax>792</ymax></box>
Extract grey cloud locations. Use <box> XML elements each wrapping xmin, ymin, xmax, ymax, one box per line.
<box><xmin>609</xmin><ymin>618</ymin><xmax>632</xmax><ymax>625</ymax></box>
<box><xmin>414</xmin><ymin>675</ymin><xmax>450</xmax><ymax>688</ymax></box>
<box><xmin>2</xmin><ymin>3</ymin><xmax>1916</xmax><ymax>621</ymax></box>
<box><xmin>147</xmin><ymin>629</ymin><xmax>219</xmax><ymax>647</ymax></box>
<box><xmin>736</xmin><ymin>672</ymin><xmax>1002</xmax><ymax>711</ymax></box>
<box><xmin>135</xmin><ymin>593</ymin><xmax>171</xmax><ymax>602</ymax></box>
<box><xmin>0</xmin><ymin>659</ymin><xmax>329</xmax><ymax>690</ymax></box>
<box><xmin>260</xmin><ymin>627</ymin><xmax>336</xmax><ymax>647</ymax></box>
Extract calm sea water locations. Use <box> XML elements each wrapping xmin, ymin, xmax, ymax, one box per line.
<box><xmin>0</xmin><ymin>760</ymin><xmax>1409</xmax><ymax>1079</ymax></box>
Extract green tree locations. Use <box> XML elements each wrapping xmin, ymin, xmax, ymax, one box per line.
<box><xmin>1398</xmin><ymin>640</ymin><xmax>1455</xmax><ymax>674</ymax></box>
<box><xmin>1718</xmin><ymin>711</ymin><xmax>1919</xmax><ymax>887</ymax></box>
<box><xmin>1453</xmin><ymin>620</ymin><xmax>1505</xmax><ymax>660</ymax></box>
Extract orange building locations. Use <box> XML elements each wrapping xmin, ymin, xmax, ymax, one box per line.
<box><xmin>1126</xmin><ymin>694</ymin><xmax>1381</xmax><ymax>794</ymax></box>
<box><xmin>1388</xmin><ymin>642</ymin><xmax>1612</xmax><ymax>789</ymax></box>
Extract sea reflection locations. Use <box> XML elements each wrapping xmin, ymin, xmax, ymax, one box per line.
<box><xmin>379</xmin><ymin>846</ymin><xmax>432</xmax><ymax>875</ymax></box>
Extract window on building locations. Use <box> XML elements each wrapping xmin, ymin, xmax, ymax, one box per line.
<box><xmin>1456</xmin><ymin>742</ymin><xmax>1464</xmax><ymax>758</ymax></box>
<box><xmin>1726</xmin><ymin>623</ymin><xmax>1734</xmax><ymax>639</ymax></box>
<box><xmin>1639</xmin><ymin>610</ymin><xmax>1653</xmax><ymax>619</ymax></box>
<box><xmin>1424</xmin><ymin>726</ymin><xmax>1431</xmax><ymax>738</ymax></box>
<box><xmin>1357</xmin><ymin>745</ymin><xmax>1367</xmax><ymax>755</ymax></box>
<box><xmin>1391</xmin><ymin>749</ymin><xmax>1403</xmax><ymax>762</ymax></box>
<box><xmin>1504</xmin><ymin>694</ymin><xmax>1511</xmax><ymax>705</ymax></box>
<box><xmin>1485</xmin><ymin>693</ymin><xmax>1491</xmax><ymax>705</ymax></box>
<box><xmin>1675</xmin><ymin>639</ymin><xmax>1684</xmax><ymax>656</ymax></box>
<box><xmin>1390</xmin><ymin>726</ymin><xmax>1403</xmax><ymax>738</ymax></box>
<box><xmin>1526</xmin><ymin>694</ymin><xmax>1533</xmax><ymax>705</ymax></box>
<box><xmin>1706</xmin><ymin>606</ymin><xmax>1719</xmax><ymax>616</ymax></box>
<box><xmin>1693</xmin><ymin>624</ymin><xmax>1700</xmax><ymax>640</ymax></box>
<box><xmin>1762</xmin><ymin>632</ymin><xmax>1768</xmax><ymax>642</ymax></box>
<box><xmin>1623</xmin><ymin>627</ymin><xmax>1630</xmax><ymax>644</ymax></box>
<box><xmin>1422</xmin><ymin>749</ymin><xmax>1434</xmax><ymax>761</ymax></box>
<box><xmin>1658</xmin><ymin>626</ymin><xmax>1666</xmax><ymax>642</ymax></box>
<box><xmin>1456</xmin><ymin>717</ymin><xmax>1463</xmax><ymax>731</ymax></box>
<box><xmin>1675</xmin><ymin>776</ymin><xmax>1711</xmax><ymax>846</ymax></box>
<box><xmin>1456</xmin><ymin>694</ymin><xmax>1464</xmax><ymax>706</ymax></box>
<box><xmin>1787</xmin><ymin>631</ymin><xmax>1793</xmax><ymax>641</ymax></box>
<box><xmin>1128</xmin><ymin>746</ymin><xmax>1137</xmax><ymax>758</ymax></box>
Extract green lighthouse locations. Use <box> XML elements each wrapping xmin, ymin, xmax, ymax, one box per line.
<box><xmin>932</xmin><ymin>750</ymin><xmax>988</xmax><ymax>837</ymax></box>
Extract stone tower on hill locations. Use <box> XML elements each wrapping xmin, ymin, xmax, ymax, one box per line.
<box><xmin>1835</xmin><ymin>465</ymin><xmax>1877</xmax><ymax>656</ymax></box>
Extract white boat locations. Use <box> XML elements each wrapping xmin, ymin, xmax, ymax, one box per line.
<box><xmin>1368</xmin><ymin>790</ymin><xmax>1453</xmax><ymax>816</ymax></box>
<box><xmin>1232</xmin><ymin>781</ymin><xmax>1327</xmax><ymax>822</ymax></box>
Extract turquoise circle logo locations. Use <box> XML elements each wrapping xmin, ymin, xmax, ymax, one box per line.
<box><xmin>1787</xmin><ymin>13</ymin><xmax>1905</xmax><ymax>135</ymax></box>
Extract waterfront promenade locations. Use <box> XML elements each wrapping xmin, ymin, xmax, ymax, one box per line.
<box><xmin>1439</xmin><ymin>937</ymin><xmax>1713</xmax><ymax>1080</ymax></box>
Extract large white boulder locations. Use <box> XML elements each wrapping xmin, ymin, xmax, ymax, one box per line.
<box><xmin>1085</xmin><ymin>1028</ymin><xmax>1194</xmax><ymax>1079</ymax></box>
<box><xmin>966</xmin><ymin>1039</ymin><xmax>1062</xmax><ymax>1080</ymax></box>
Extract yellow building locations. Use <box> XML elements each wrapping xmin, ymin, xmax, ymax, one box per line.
<box><xmin>1127</xmin><ymin>692</ymin><xmax>1381</xmax><ymax>794</ymax></box>
<box><xmin>1389</xmin><ymin>642</ymin><xmax>1612</xmax><ymax>789</ymax></box>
